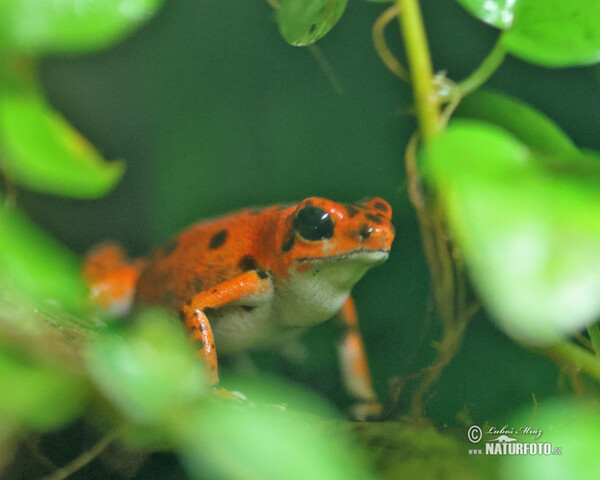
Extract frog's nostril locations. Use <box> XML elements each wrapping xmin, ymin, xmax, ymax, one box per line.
<box><xmin>359</xmin><ymin>226</ymin><xmax>373</xmax><ymax>241</ymax></box>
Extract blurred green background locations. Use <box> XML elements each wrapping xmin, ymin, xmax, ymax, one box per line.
<box><xmin>17</xmin><ymin>0</ymin><xmax>600</xmax><ymax>426</ymax></box>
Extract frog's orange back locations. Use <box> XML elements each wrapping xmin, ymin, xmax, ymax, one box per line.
<box><xmin>134</xmin><ymin>206</ymin><xmax>282</xmax><ymax>311</ymax></box>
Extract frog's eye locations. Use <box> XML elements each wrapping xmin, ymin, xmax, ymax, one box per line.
<box><xmin>293</xmin><ymin>206</ymin><xmax>334</xmax><ymax>241</ymax></box>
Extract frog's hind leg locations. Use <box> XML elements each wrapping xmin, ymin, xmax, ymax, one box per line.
<box><xmin>83</xmin><ymin>243</ymin><xmax>143</xmax><ymax>316</ymax></box>
<box><xmin>336</xmin><ymin>296</ymin><xmax>382</xmax><ymax>420</ymax></box>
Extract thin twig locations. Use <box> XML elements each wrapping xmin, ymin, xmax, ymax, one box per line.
<box><xmin>587</xmin><ymin>323</ymin><xmax>600</xmax><ymax>358</ymax></box>
<box><xmin>24</xmin><ymin>436</ymin><xmax>58</xmax><ymax>471</ymax></box>
<box><xmin>438</xmin><ymin>81</ymin><xmax>462</xmax><ymax>128</ymax></box>
<box><xmin>372</xmin><ymin>4</ymin><xmax>410</xmax><ymax>82</ymax></box>
<box><xmin>307</xmin><ymin>44</ymin><xmax>345</xmax><ymax>95</ymax></box>
<box><xmin>42</xmin><ymin>430</ymin><xmax>120</xmax><ymax>480</ymax></box>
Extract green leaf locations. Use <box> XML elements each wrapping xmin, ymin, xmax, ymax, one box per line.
<box><xmin>0</xmin><ymin>62</ymin><xmax>124</xmax><ymax>198</ymax></box>
<box><xmin>0</xmin><ymin>347</ymin><xmax>86</xmax><ymax>430</ymax></box>
<box><xmin>87</xmin><ymin>310</ymin><xmax>208</xmax><ymax>425</ymax></box>
<box><xmin>501</xmin><ymin>0</ymin><xmax>600</xmax><ymax>67</ymax></box>
<box><xmin>0</xmin><ymin>0</ymin><xmax>164</xmax><ymax>54</ymax></box>
<box><xmin>502</xmin><ymin>398</ymin><xmax>600</xmax><ymax>480</ymax></box>
<box><xmin>175</xmin><ymin>404</ymin><xmax>372</xmax><ymax>480</ymax></box>
<box><xmin>0</xmin><ymin>204</ymin><xmax>88</xmax><ymax>312</ymax></box>
<box><xmin>455</xmin><ymin>90</ymin><xmax>579</xmax><ymax>158</ymax></box>
<box><xmin>422</xmin><ymin>120</ymin><xmax>600</xmax><ymax>345</ymax></box>
<box><xmin>277</xmin><ymin>0</ymin><xmax>349</xmax><ymax>46</ymax></box>
<box><xmin>454</xmin><ymin>0</ymin><xmax>516</xmax><ymax>29</ymax></box>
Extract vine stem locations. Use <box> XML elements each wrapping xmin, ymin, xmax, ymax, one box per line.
<box><xmin>397</xmin><ymin>0</ymin><xmax>469</xmax><ymax>419</ymax></box>
<box><xmin>542</xmin><ymin>341</ymin><xmax>600</xmax><ymax>383</ymax></box>
<box><xmin>396</xmin><ymin>0</ymin><xmax>440</xmax><ymax>140</ymax></box>
<box><xmin>456</xmin><ymin>40</ymin><xmax>507</xmax><ymax>97</ymax></box>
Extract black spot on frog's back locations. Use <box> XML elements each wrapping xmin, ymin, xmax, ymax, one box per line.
<box><xmin>345</xmin><ymin>205</ymin><xmax>360</xmax><ymax>217</ymax></box>
<box><xmin>209</xmin><ymin>230</ymin><xmax>228</xmax><ymax>249</ymax></box>
<box><xmin>365</xmin><ymin>213</ymin><xmax>383</xmax><ymax>225</ymax></box>
<box><xmin>374</xmin><ymin>201</ymin><xmax>389</xmax><ymax>213</ymax></box>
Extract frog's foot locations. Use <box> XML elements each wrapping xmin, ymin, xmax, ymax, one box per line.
<box><xmin>348</xmin><ymin>401</ymin><xmax>383</xmax><ymax>422</ymax></box>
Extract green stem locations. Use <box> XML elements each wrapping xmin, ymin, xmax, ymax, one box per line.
<box><xmin>457</xmin><ymin>40</ymin><xmax>507</xmax><ymax>97</ymax></box>
<box><xmin>396</xmin><ymin>0</ymin><xmax>440</xmax><ymax>140</ymax></box>
<box><xmin>543</xmin><ymin>341</ymin><xmax>600</xmax><ymax>383</ymax></box>
<box><xmin>587</xmin><ymin>324</ymin><xmax>600</xmax><ymax>358</ymax></box>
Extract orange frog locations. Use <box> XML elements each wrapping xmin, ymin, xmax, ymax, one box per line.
<box><xmin>84</xmin><ymin>197</ymin><xmax>395</xmax><ymax>418</ymax></box>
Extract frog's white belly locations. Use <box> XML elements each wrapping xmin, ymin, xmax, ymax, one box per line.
<box><xmin>209</xmin><ymin>301</ymin><xmax>279</xmax><ymax>353</ymax></box>
<box><xmin>209</xmin><ymin>256</ymin><xmax>382</xmax><ymax>354</ymax></box>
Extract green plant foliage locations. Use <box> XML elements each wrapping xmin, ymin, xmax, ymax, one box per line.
<box><xmin>0</xmin><ymin>0</ymin><xmax>164</xmax><ymax>54</ymax></box>
<box><xmin>0</xmin><ymin>65</ymin><xmax>124</xmax><ymax>198</ymax></box>
<box><xmin>0</xmin><ymin>203</ymin><xmax>88</xmax><ymax>312</ymax></box>
<box><xmin>454</xmin><ymin>0</ymin><xmax>515</xmax><ymax>29</ymax></box>
<box><xmin>174</xmin><ymin>405</ymin><xmax>372</xmax><ymax>480</ymax></box>
<box><xmin>88</xmin><ymin>310</ymin><xmax>377</xmax><ymax>479</ymax></box>
<box><xmin>348</xmin><ymin>422</ymin><xmax>497</xmax><ymax>479</ymax></box>
<box><xmin>87</xmin><ymin>310</ymin><xmax>208</xmax><ymax>425</ymax></box>
<box><xmin>422</xmin><ymin>120</ymin><xmax>600</xmax><ymax>345</ymax></box>
<box><xmin>501</xmin><ymin>398</ymin><xmax>600</xmax><ymax>480</ymax></box>
<box><xmin>455</xmin><ymin>90</ymin><xmax>578</xmax><ymax>158</ymax></box>
<box><xmin>0</xmin><ymin>347</ymin><xmax>86</xmax><ymax>430</ymax></box>
<box><xmin>501</xmin><ymin>0</ymin><xmax>600</xmax><ymax>67</ymax></box>
<box><xmin>277</xmin><ymin>0</ymin><xmax>349</xmax><ymax>46</ymax></box>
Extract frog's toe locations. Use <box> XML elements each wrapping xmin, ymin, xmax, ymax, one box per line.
<box><xmin>210</xmin><ymin>385</ymin><xmax>244</xmax><ymax>401</ymax></box>
<box><xmin>230</xmin><ymin>390</ymin><xmax>248</xmax><ymax>401</ymax></box>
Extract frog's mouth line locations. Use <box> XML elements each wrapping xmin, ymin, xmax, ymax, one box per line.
<box><xmin>295</xmin><ymin>248</ymin><xmax>390</xmax><ymax>264</ymax></box>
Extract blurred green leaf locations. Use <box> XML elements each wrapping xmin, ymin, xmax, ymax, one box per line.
<box><xmin>501</xmin><ymin>0</ymin><xmax>600</xmax><ymax>67</ymax></box>
<box><xmin>277</xmin><ymin>0</ymin><xmax>348</xmax><ymax>46</ymax></box>
<box><xmin>455</xmin><ymin>90</ymin><xmax>578</xmax><ymax>158</ymax></box>
<box><xmin>175</xmin><ymin>405</ymin><xmax>372</xmax><ymax>480</ymax></box>
<box><xmin>0</xmin><ymin>0</ymin><xmax>164</xmax><ymax>54</ymax></box>
<box><xmin>0</xmin><ymin>347</ymin><xmax>86</xmax><ymax>430</ymax></box>
<box><xmin>0</xmin><ymin>62</ymin><xmax>124</xmax><ymax>197</ymax></box>
<box><xmin>0</xmin><ymin>203</ymin><xmax>88</xmax><ymax>312</ymax></box>
<box><xmin>422</xmin><ymin>120</ymin><xmax>600</xmax><ymax>345</ymax></box>
<box><xmin>454</xmin><ymin>0</ymin><xmax>515</xmax><ymax>29</ymax></box>
<box><xmin>87</xmin><ymin>310</ymin><xmax>207</xmax><ymax>425</ymax></box>
<box><xmin>501</xmin><ymin>398</ymin><xmax>600</xmax><ymax>480</ymax></box>
<box><xmin>0</xmin><ymin>421</ymin><xmax>17</xmax><ymax>473</ymax></box>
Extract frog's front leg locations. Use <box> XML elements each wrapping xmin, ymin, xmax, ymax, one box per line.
<box><xmin>336</xmin><ymin>296</ymin><xmax>381</xmax><ymax>420</ymax></box>
<box><xmin>181</xmin><ymin>270</ymin><xmax>272</xmax><ymax>387</ymax></box>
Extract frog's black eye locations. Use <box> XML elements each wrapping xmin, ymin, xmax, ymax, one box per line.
<box><xmin>293</xmin><ymin>206</ymin><xmax>334</xmax><ymax>241</ymax></box>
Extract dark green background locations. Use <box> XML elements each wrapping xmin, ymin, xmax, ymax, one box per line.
<box><xmin>19</xmin><ymin>0</ymin><xmax>600</xmax><ymax>425</ymax></box>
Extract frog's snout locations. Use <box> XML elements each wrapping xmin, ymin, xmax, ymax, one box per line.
<box><xmin>354</xmin><ymin>197</ymin><xmax>395</xmax><ymax>252</ymax></box>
